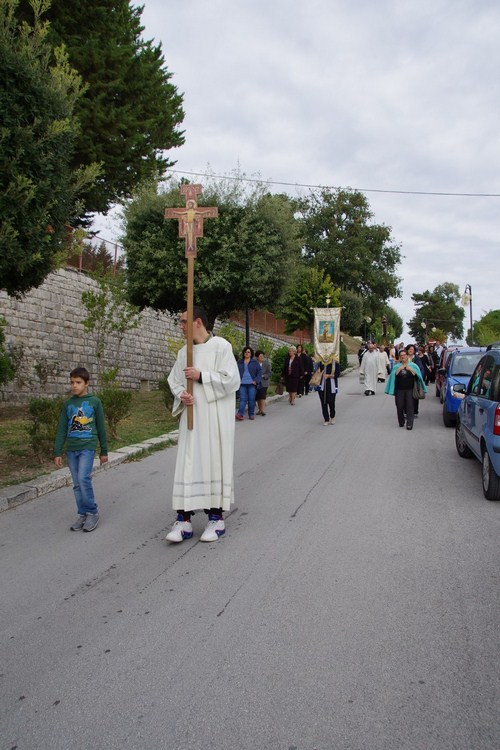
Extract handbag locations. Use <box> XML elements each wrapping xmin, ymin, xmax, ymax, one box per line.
<box><xmin>310</xmin><ymin>368</ymin><xmax>322</xmax><ymax>387</ymax></box>
<box><xmin>413</xmin><ymin>379</ymin><xmax>426</xmax><ymax>400</ymax></box>
<box><xmin>275</xmin><ymin>380</ymin><xmax>284</xmax><ymax>395</ymax></box>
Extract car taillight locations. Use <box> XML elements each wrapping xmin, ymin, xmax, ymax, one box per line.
<box><xmin>494</xmin><ymin>405</ymin><xmax>500</xmax><ymax>436</ymax></box>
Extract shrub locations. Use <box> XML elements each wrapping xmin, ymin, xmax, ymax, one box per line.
<box><xmin>158</xmin><ymin>375</ymin><xmax>174</xmax><ymax>411</ymax></box>
<box><xmin>0</xmin><ymin>317</ymin><xmax>15</xmax><ymax>387</ymax></box>
<box><xmin>218</xmin><ymin>322</ymin><xmax>245</xmax><ymax>359</ymax></box>
<box><xmin>271</xmin><ymin>345</ymin><xmax>290</xmax><ymax>383</ymax></box>
<box><xmin>99</xmin><ymin>387</ymin><xmax>133</xmax><ymax>439</ymax></box>
<box><xmin>339</xmin><ymin>340</ymin><xmax>348</xmax><ymax>372</ymax></box>
<box><xmin>27</xmin><ymin>396</ymin><xmax>65</xmax><ymax>462</ymax></box>
<box><xmin>255</xmin><ymin>336</ymin><xmax>275</xmax><ymax>359</ymax></box>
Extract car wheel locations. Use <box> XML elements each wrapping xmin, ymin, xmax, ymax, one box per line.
<box><xmin>443</xmin><ymin>404</ymin><xmax>455</xmax><ymax>428</ymax></box>
<box><xmin>455</xmin><ymin>420</ymin><xmax>473</xmax><ymax>458</ymax></box>
<box><xmin>482</xmin><ymin>449</ymin><xmax>500</xmax><ymax>501</ymax></box>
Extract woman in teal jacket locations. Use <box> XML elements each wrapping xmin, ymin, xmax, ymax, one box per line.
<box><xmin>385</xmin><ymin>347</ymin><xmax>427</xmax><ymax>430</ymax></box>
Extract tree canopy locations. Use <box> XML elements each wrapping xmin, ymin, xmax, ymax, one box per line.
<box><xmin>280</xmin><ymin>267</ymin><xmax>340</xmax><ymax>335</ymax></box>
<box><xmin>0</xmin><ymin>0</ymin><xmax>97</xmax><ymax>296</ymax></box>
<box><xmin>408</xmin><ymin>282</ymin><xmax>465</xmax><ymax>342</ymax></box>
<box><xmin>472</xmin><ymin>309</ymin><xmax>500</xmax><ymax>345</ymax></box>
<box><xmin>300</xmin><ymin>188</ymin><xmax>402</xmax><ymax>311</ymax></box>
<box><xmin>16</xmin><ymin>0</ymin><xmax>185</xmax><ymax>217</ymax></box>
<box><xmin>123</xmin><ymin>179</ymin><xmax>302</xmax><ymax>329</ymax></box>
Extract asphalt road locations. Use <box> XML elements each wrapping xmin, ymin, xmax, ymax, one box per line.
<box><xmin>1</xmin><ymin>371</ymin><xmax>499</xmax><ymax>750</ymax></box>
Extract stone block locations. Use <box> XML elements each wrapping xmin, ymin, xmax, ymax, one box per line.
<box><xmin>27</xmin><ymin>468</ymin><xmax>73</xmax><ymax>497</ymax></box>
<box><xmin>141</xmin><ymin>435</ymin><xmax>175</xmax><ymax>447</ymax></box>
<box><xmin>0</xmin><ymin>483</ymin><xmax>38</xmax><ymax>512</ymax></box>
<box><xmin>114</xmin><ymin>444</ymin><xmax>150</xmax><ymax>456</ymax></box>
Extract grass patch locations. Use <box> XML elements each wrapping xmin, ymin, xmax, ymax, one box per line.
<box><xmin>0</xmin><ymin>391</ymin><xmax>179</xmax><ymax>489</ymax></box>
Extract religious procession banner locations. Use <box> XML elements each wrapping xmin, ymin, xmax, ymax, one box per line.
<box><xmin>313</xmin><ymin>307</ymin><xmax>342</xmax><ymax>364</ymax></box>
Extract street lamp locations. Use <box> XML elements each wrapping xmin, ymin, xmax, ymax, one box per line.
<box><xmin>421</xmin><ymin>320</ymin><xmax>427</xmax><ymax>344</ymax></box>
<box><xmin>421</xmin><ymin>320</ymin><xmax>437</xmax><ymax>344</ymax></box>
<box><xmin>363</xmin><ymin>316</ymin><xmax>372</xmax><ymax>341</ymax></box>
<box><xmin>461</xmin><ymin>284</ymin><xmax>473</xmax><ymax>344</ymax></box>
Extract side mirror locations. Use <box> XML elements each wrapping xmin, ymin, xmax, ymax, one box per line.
<box><xmin>452</xmin><ymin>383</ymin><xmax>466</xmax><ymax>394</ymax></box>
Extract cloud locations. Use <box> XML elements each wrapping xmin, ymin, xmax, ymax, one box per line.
<box><xmin>96</xmin><ymin>0</ymin><xmax>500</xmax><ymax>337</ymax></box>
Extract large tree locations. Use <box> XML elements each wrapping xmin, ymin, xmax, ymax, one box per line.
<box><xmin>300</xmin><ymin>188</ymin><xmax>402</xmax><ymax>311</ymax></box>
<box><xmin>17</xmin><ymin>0</ymin><xmax>185</xmax><ymax>217</ymax></box>
<box><xmin>472</xmin><ymin>309</ymin><xmax>500</xmax><ymax>346</ymax></box>
<box><xmin>123</xmin><ymin>180</ymin><xmax>302</xmax><ymax>329</ymax></box>
<box><xmin>280</xmin><ymin>267</ymin><xmax>340</xmax><ymax>335</ymax></box>
<box><xmin>408</xmin><ymin>282</ymin><xmax>465</xmax><ymax>342</ymax></box>
<box><xmin>0</xmin><ymin>0</ymin><xmax>97</xmax><ymax>296</ymax></box>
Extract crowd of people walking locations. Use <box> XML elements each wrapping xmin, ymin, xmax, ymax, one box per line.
<box><xmin>357</xmin><ymin>339</ymin><xmax>433</xmax><ymax>428</ymax></box>
<box><xmin>236</xmin><ymin>338</ymin><xmax>438</xmax><ymax>430</ymax></box>
<box><xmin>234</xmin><ymin>343</ymin><xmax>342</xmax><ymax>427</ymax></box>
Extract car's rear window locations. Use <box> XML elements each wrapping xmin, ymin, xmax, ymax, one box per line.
<box><xmin>451</xmin><ymin>352</ymin><xmax>484</xmax><ymax>377</ymax></box>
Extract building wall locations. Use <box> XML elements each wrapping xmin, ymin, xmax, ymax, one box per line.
<box><xmin>0</xmin><ymin>268</ymin><xmax>291</xmax><ymax>405</ymax></box>
<box><xmin>0</xmin><ymin>268</ymin><xmax>179</xmax><ymax>404</ymax></box>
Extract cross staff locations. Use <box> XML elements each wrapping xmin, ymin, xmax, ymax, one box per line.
<box><xmin>165</xmin><ymin>184</ymin><xmax>218</xmax><ymax>430</ymax></box>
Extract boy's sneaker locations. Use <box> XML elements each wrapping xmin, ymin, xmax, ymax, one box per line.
<box><xmin>166</xmin><ymin>516</ymin><xmax>193</xmax><ymax>543</ymax></box>
<box><xmin>70</xmin><ymin>514</ymin><xmax>86</xmax><ymax>531</ymax></box>
<box><xmin>200</xmin><ymin>516</ymin><xmax>225</xmax><ymax>543</ymax></box>
<box><xmin>83</xmin><ymin>513</ymin><xmax>99</xmax><ymax>532</ymax></box>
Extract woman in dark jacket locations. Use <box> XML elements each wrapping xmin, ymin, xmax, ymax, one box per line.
<box><xmin>236</xmin><ymin>347</ymin><xmax>261</xmax><ymax>420</ymax></box>
<box><xmin>296</xmin><ymin>344</ymin><xmax>310</xmax><ymax>397</ymax></box>
<box><xmin>428</xmin><ymin>344</ymin><xmax>439</xmax><ymax>383</ymax></box>
<box><xmin>316</xmin><ymin>360</ymin><xmax>341</xmax><ymax>425</ymax></box>
<box><xmin>282</xmin><ymin>345</ymin><xmax>302</xmax><ymax>405</ymax></box>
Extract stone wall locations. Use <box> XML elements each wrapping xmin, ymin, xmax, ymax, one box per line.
<box><xmin>0</xmin><ymin>268</ymin><xmax>179</xmax><ymax>404</ymax></box>
<box><xmin>0</xmin><ymin>268</ymin><xmax>290</xmax><ymax>405</ymax></box>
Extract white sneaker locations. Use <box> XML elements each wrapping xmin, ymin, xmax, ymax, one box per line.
<box><xmin>323</xmin><ymin>421</ymin><xmax>329</xmax><ymax>426</ymax></box>
<box><xmin>200</xmin><ymin>517</ymin><xmax>225</xmax><ymax>542</ymax></box>
<box><xmin>329</xmin><ymin>418</ymin><xmax>336</xmax><ymax>425</ymax></box>
<box><xmin>166</xmin><ymin>517</ymin><xmax>193</xmax><ymax>543</ymax></box>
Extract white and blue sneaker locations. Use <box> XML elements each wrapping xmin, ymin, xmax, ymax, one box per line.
<box><xmin>200</xmin><ymin>516</ymin><xmax>225</xmax><ymax>543</ymax></box>
<box><xmin>166</xmin><ymin>515</ymin><xmax>193</xmax><ymax>543</ymax></box>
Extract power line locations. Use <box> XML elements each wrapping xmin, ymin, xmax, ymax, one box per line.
<box><xmin>167</xmin><ymin>169</ymin><xmax>500</xmax><ymax>198</ymax></box>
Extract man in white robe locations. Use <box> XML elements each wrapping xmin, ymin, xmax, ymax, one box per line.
<box><xmin>166</xmin><ymin>306</ymin><xmax>240</xmax><ymax>543</ymax></box>
<box><xmin>359</xmin><ymin>340</ymin><xmax>379</xmax><ymax>395</ymax></box>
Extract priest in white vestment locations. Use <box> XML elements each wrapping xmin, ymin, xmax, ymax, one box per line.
<box><xmin>166</xmin><ymin>306</ymin><xmax>241</xmax><ymax>543</ymax></box>
<box><xmin>359</xmin><ymin>340</ymin><xmax>379</xmax><ymax>395</ymax></box>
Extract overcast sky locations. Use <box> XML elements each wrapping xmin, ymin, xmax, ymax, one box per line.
<box><xmin>98</xmin><ymin>0</ymin><xmax>500</xmax><ymax>340</ymax></box>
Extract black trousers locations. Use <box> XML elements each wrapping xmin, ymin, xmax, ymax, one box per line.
<box><xmin>395</xmin><ymin>388</ymin><xmax>414</xmax><ymax>427</ymax></box>
<box><xmin>318</xmin><ymin>388</ymin><xmax>336</xmax><ymax>421</ymax></box>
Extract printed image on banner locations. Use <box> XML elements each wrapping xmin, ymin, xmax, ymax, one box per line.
<box><xmin>314</xmin><ymin>307</ymin><xmax>342</xmax><ymax>364</ymax></box>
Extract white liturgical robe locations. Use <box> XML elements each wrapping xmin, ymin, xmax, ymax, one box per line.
<box><xmin>359</xmin><ymin>349</ymin><xmax>379</xmax><ymax>393</ymax></box>
<box><xmin>167</xmin><ymin>335</ymin><xmax>240</xmax><ymax>511</ymax></box>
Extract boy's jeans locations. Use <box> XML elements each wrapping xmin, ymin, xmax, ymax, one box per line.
<box><xmin>66</xmin><ymin>449</ymin><xmax>98</xmax><ymax>515</ymax></box>
<box><xmin>238</xmin><ymin>383</ymin><xmax>257</xmax><ymax>418</ymax></box>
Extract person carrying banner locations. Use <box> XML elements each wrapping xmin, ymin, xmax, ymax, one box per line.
<box><xmin>316</xmin><ymin>360</ymin><xmax>341</xmax><ymax>425</ymax></box>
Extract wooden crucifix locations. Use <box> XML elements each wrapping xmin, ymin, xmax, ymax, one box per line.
<box><xmin>165</xmin><ymin>184</ymin><xmax>218</xmax><ymax>430</ymax></box>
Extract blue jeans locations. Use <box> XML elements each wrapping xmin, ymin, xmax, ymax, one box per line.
<box><xmin>238</xmin><ymin>383</ymin><xmax>257</xmax><ymax>417</ymax></box>
<box><xmin>66</xmin><ymin>449</ymin><xmax>98</xmax><ymax>515</ymax></box>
